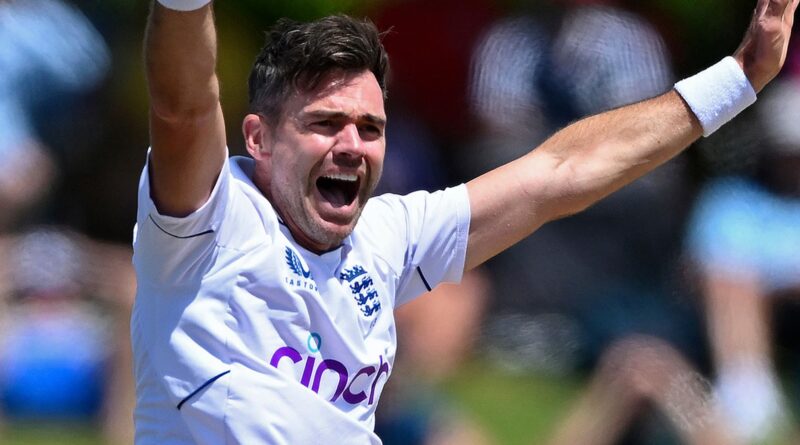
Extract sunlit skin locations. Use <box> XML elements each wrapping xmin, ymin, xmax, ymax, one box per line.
<box><xmin>243</xmin><ymin>70</ymin><xmax>387</xmax><ymax>253</ymax></box>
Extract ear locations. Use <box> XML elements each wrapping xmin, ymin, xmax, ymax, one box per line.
<box><xmin>243</xmin><ymin>114</ymin><xmax>271</xmax><ymax>160</ymax></box>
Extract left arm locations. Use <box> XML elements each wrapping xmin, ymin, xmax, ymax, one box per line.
<box><xmin>465</xmin><ymin>0</ymin><xmax>798</xmax><ymax>271</ymax></box>
<box><xmin>467</xmin><ymin>91</ymin><xmax>699</xmax><ymax>270</ymax></box>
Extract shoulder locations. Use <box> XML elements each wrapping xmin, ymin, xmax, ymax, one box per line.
<box><xmin>354</xmin><ymin>192</ymin><xmax>412</xmax><ymax>252</ymax></box>
<box><xmin>353</xmin><ymin>185</ymin><xmax>470</xmax><ymax>264</ymax></box>
<box><xmin>357</xmin><ymin>188</ymin><xmax>463</xmax><ymax>235</ymax></box>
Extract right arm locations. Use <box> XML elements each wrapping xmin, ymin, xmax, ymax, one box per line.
<box><xmin>145</xmin><ymin>1</ymin><xmax>226</xmax><ymax>216</ymax></box>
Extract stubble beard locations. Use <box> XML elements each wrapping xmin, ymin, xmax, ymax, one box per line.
<box><xmin>274</xmin><ymin>166</ymin><xmax>381</xmax><ymax>252</ymax></box>
<box><xmin>283</xmin><ymin>185</ymin><xmax>371</xmax><ymax>252</ymax></box>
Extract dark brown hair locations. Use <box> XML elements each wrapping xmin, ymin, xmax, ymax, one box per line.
<box><xmin>248</xmin><ymin>15</ymin><xmax>389</xmax><ymax>122</ymax></box>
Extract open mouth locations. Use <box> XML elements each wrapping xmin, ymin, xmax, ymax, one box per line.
<box><xmin>316</xmin><ymin>173</ymin><xmax>361</xmax><ymax>208</ymax></box>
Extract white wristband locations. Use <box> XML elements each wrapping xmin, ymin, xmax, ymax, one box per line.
<box><xmin>156</xmin><ymin>0</ymin><xmax>211</xmax><ymax>11</ymax></box>
<box><xmin>674</xmin><ymin>56</ymin><xmax>757</xmax><ymax>137</ymax></box>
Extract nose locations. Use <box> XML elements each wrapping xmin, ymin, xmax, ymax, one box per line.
<box><xmin>333</xmin><ymin>123</ymin><xmax>365</xmax><ymax>162</ymax></box>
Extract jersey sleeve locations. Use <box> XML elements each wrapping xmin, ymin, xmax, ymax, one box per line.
<box><xmin>132</xmin><ymin>150</ymin><xmax>231</xmax><ymax>287</ymax></box>
<box><xmin>367</xmin><ymin>185</ymin><xmax>471</xmax><ymax>307</ymax></box>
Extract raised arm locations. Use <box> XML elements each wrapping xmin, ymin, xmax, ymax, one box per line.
<box><xmin>464</xmin><ymin>0</ymin><xmax>798</xmax><ymax>271</ymax></box>
<box><xmin>145</xmin><ymin>0</ymin><xmax>226</xmax><ymax>216</ymax></box>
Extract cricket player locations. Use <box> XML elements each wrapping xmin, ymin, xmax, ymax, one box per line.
<box><xmin>133</xmin><ymin>0</ymin><xmax>798</xmax><ymax>443</ymax></box>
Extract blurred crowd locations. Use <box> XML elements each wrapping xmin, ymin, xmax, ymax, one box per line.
<box><xmin>1</xmin><ymin>0</ymin><xmax>799</xmax><ymax>444</ymax></box>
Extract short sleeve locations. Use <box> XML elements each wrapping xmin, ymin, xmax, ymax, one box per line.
<box><xmin>363</xmin><ymin>185</ymin><xmax>471</xmax><ymax>307</ymax></box>
<box><xmin>132</xmin><ymin>151</ymin><xmax>230</xmax><ymax>286</ymax></box>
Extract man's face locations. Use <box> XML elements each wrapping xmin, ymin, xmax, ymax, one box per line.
<box><xmin>252</xmin><ymin>70</ymin><xmax>386</xmax><ymax>252</ymax></box>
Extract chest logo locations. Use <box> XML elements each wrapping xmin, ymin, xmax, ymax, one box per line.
<box><xmin>340</xmin><ymin>265</ymin><xmax>381</xmax><ymax>317</ymax></box>
<box><xmin>284</xmin><ymin>247</ymin><xmax>317</xmax><ymax>291</ymax></box>
<box><xmin>285</xmin><ymin>247</ymin><xmax>312</xmax><ymax>278</ymax></box>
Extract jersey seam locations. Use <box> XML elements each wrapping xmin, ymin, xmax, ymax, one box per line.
<box><xmin>416</xmin><ymin>266</ymin><xmax>432</xmax><ymax>292</ymax></box>
<box><xmin>148</xmin><ymin>214</ymin><xmax>215</xmax><ymax>239</ymax></box>
<box><xmin>176</xmin><ymin>370</ymin><xmax>231</xmax><ymax>410</ymax></box>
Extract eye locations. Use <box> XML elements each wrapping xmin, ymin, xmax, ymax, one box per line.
<box><xmin>358</xmin><ymin>124</ymin><xmax>383</xmax><ymax>140</ymax></box>
<box><xmin>309</xmin><ymin>119</ymin><xmax>341</xmax><ymax>135</ymax></box>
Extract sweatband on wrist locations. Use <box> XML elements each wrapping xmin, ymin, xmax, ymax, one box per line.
<box><xmin>674</xmin><ymin>56</ymin><xmax>757</xmax><ymax>137</ymax></box>
<box><xmin>156</xmin><ymin>0</ymin><xmax>211</xmax><ymax>12</ymax></box>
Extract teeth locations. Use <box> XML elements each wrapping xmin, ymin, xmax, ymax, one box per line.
<box><xmin>322</xmin><ymin>173</ymin><xmax>357</xmax><ymax>182</ymax></box>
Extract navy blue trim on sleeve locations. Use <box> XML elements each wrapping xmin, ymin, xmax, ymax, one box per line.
<box><xmin>416</xmin><ymin>266</ymin><xmax>432</xmax><ymax>292</ymax></box>
<box><xmin>176</xmin><ymin>370</ymin><xmax>231</xmax><ymax>410</ymax></box>
<box><xmin>149</xmin><ymin>215</ymin><xmax>215</xmax><ymax>239</ymax></box>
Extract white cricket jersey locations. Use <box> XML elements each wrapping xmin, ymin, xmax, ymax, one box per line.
<box><xmin>131</xmin><ymin>154</ymin><xmax>470</xmax><ymax>444</ymax></box>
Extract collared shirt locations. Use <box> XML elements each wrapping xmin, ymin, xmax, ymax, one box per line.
<box><xmin>131</xmin><ymin>154</ymin><xmax>470</xmax><ymax>444</ymax></box>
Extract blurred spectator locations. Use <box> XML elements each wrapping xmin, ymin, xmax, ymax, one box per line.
<box><xmin>0</xmin><ymin>1</ymin><xmax>135</xmax><ymax>443</ymax></box>
<box><xmin>685</xmin><ymin>78</ymin><xmax>800</xmax><ymax>444</ymax></box>
<box><xmin>0</xmin><ymin>227</ymin><xmax>136</xmax><ymax>443</ymax></box>
<box><xmin>468</xmin><ymin>14</ymin><xmax>550</xmax><ymax>162</ymax></box>
<box><xmin>0</xmin><ymin>0</ymin><xmax>109</xmax><ymax>230</ymax></box>
<box><xmin>545</xmin><ymin>335</ymin><xmax>737</xmax><ymax>445</ymax></box>
<box><xmin>467</xmin><ymin>1</ymin><xmax>673</xmax><ymax>170</ymax></box>
<box><xmin>468</xmin><ymin>0</ymin><xmax>698</xmax><ymax>377</ymax></box>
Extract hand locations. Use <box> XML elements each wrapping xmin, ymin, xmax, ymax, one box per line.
<box><xmin>734</xmin><ymin>0</ymin><xmax>799</xmax><ymax>92</ymax></box>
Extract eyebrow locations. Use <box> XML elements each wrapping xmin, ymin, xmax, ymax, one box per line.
<box><xmin>302</xmin><ymin>110</ymin><xmax>387</xmax><ymax>127</ymax></box>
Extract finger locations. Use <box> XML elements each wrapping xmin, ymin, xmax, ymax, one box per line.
<box><xmin>780</xmin><ymin>0</ymin><xmax>797</xmax><ymax>18</ymax></box>
<box><xmin>764</xmin><ymin>0</ymin><xmax>790</xmax><ymax>19</ymax></box>
<box><xmin>757</xmin><ymin>0</ymin><xmax>769</xmax><ymax>17</ymax></box>
<box><xmin>766</xmin><ymin>0</ymin><xmax>785</xmax><ymax>16</ymax></box>
<box><xmin>786</xmin><ymin>0</ymin><xmax>799</xmax><ymax>25</ymax></box>
<box><xmin>783</xmin><ymin>0</ymin><xmax>798</xmax><ymax>18</ymax></box>
<box><xmin>782</xmin><ymin>0</ymin><xmax>798</xmax><ymax>28</ymax></box>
